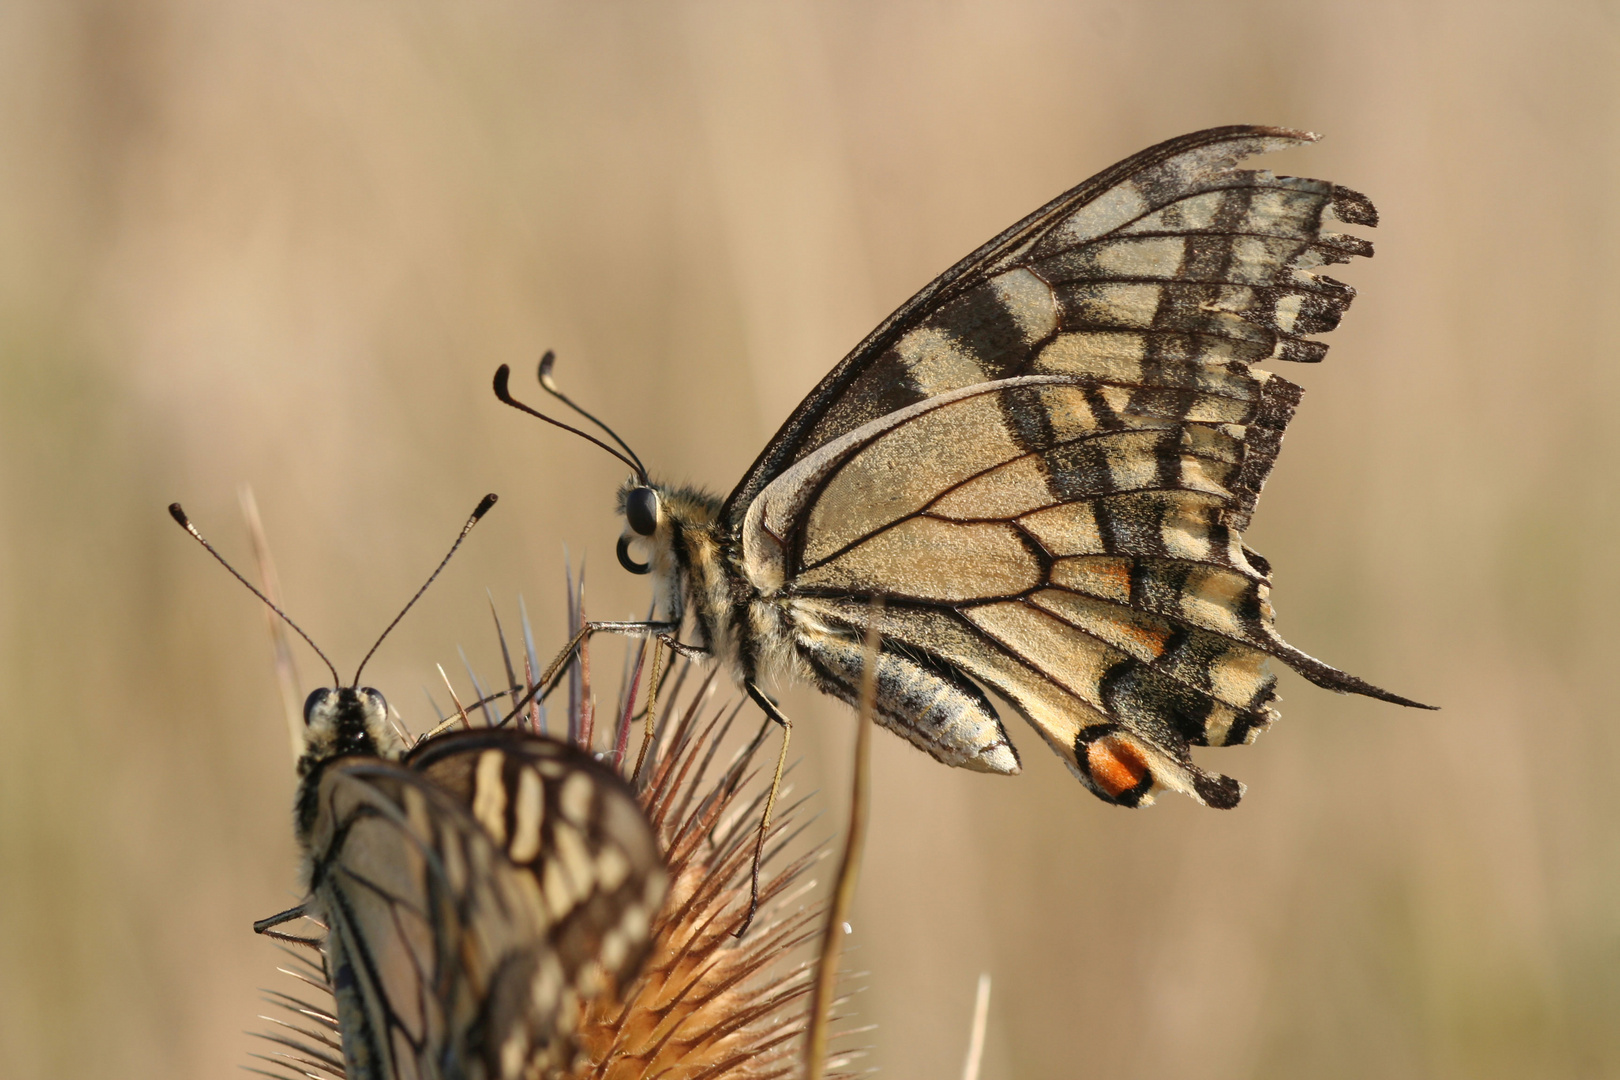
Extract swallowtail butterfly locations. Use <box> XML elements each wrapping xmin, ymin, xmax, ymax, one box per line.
<box><xmin>170</xmin><ymin>498</ymin><xmax>667</xmax><ymax>1079</ymax></box>
<box><xmin>497</xmin><ymin>125</ymin><xmax>1432</xmax><ymax>823</ymax></box>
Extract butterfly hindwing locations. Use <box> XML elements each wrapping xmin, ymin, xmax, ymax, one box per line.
<box><xmin>308</xmin><ymin>732</ymin><xmax>666</xmax><ymax>1080</ymax></box>
<box><xmin>729</xmin><ymin>125</ymin><xmax>1419</xmax><ymax>807</ymax></box>
<box><xmin>405</xmin><ymin>731</ymin><xmax>666</xmax><ymax>998</ymax></box>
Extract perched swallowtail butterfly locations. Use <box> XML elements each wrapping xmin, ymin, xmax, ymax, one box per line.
<box><xmin>496</xmin><ymin>125</ymin><xmax>1433</xmax><ymax>822</ymax></box>
<box><xmin>170</xmin><ymin>498</ymin><xmax>667</xmax><ymax>1080</ymax></box>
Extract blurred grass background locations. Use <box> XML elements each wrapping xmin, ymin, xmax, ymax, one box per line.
<box><xmin>2</xmin><ymin>2</ymin><xmax>1618</xmax><ymax>1077</ymax></box>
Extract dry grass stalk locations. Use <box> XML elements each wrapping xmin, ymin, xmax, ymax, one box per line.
<box><xmin>803</xmin><ymin>618</ymin><xmax>878</xmax><ymax>1080</ymax></box>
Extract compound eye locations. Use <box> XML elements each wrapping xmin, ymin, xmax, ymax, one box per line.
<box><xmin>360</xmin><ymin>687</ymin><xmax>388</xmax><ymax>714</ymax></box>
<box><xmin>303</xmin><ymin>688</ymin><xmax>333</xmax><ymax>725</ymax></box>
<box><xmin>625</xmin><ymin>486</ymin><xmax>659</xmax><ymax>537</ymax></box>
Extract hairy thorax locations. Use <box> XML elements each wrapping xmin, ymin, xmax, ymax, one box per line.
<box><xmin>647</xmin><ymin>483</ymin><xmax>800</xmax><ymax>687</ymax></box>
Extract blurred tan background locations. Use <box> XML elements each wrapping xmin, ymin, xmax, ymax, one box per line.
<box><xmin>2</xmin><ymin>1</ymin><xmax>1617</xmax><ymax>1077</ymax></box>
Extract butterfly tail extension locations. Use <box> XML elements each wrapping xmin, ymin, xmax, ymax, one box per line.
<box><xmin>1267</xmin><ymin>640</ymin><xmax>1436</xmax><ymax>709</ymax></box>
<box><xmin>960</xmin><ymin>643</ymin><xmax>1254</xmax><ymax>810</ymax></box>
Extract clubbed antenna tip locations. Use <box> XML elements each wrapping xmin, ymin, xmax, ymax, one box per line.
<box><xmin>491</xmin><ymin>352</ymin><xmax>649</xmax><ymax>484</ymax></box>
<box><xmin>167</xmin><ymin>500</ymin><xmax>343</xmax><ymax>687</ymax></box>
<box><xmin>351</xmin><ymin>493</ymin><xmax>501</xmax><ymax>685</ymax></box>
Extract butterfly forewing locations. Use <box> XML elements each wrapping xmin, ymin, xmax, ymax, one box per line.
<box><xmin>308</xmin><ymin>732</ymin><xmax>667</xmax><ymax>1080</ymax></box>
<box><xmin>727</xmin><ymin>126</ymin><xmax>1424</xmax><ymax>808</ymax></box>
<box><xmin>721</xmin><ymin>126</ymin><xmax>1371</xmax><ymax>521</ymax></box>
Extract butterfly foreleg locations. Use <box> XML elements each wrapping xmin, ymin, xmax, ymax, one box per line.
<box><xmin>494</xmin><ymin>619</ymin><xmax>711</xmax><ymax>732</ymax></box>
<box><xmin>734</xmin><ymin>679</ymin><xmax>791</xmax><ymax>938</ymax></box>
<box><xmin>537</xmin><ymin>620</ymin><xmax>705</xmax><ymax>692</ymax></box>
<box><xmin>656</xmin><ymin>634</ymin><xmax>709</xmax><ymax>661</ymax></box>
<box><xmin>253</xmin><ymin>902</ymin><xmax>324</xmax><ymax>948</ymax></box>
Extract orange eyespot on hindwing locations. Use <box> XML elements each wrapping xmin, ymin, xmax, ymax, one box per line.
<box><xmin>1085</xmin><ymin>735</ymin><xmax>1151</xmax><ymax>800</ymax></box>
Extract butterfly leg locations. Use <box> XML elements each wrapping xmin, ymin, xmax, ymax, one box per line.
<box><xmin>253</xmin><ymin>902</ymin><xmax>324</xmax><ymax>948</ymax></box>
<box><xmin>499</xmin><ymin>620</ymin><xmax>708</xmax><ymax>721</ymax></box>
<box><xmin>735</xmin><ymin>679</ymin><xmax>791</xmax><ymax>938</ymax></box>
<box><xmin>703</xmin><ymin>709</ymin><xmax>777</xmax><ymax>857</ymax></box>
<box><xmin>655</xmin><ymin>633</ymin><xmax>709</xmax><ymax>661</ymax></box>
<box><xmin>547</xmin><ymin>620</ymin><xmax>705</xmax><ymax>683</ymax></box>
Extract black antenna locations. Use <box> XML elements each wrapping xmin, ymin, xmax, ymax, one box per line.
<box><xmin>493</xmin><ymin>356</ymin><xmax>648</xmax><ymax>483</ymax></box>
<box><xmin>169</xmin><ymin>502</ymin><xmax>343</xmax><ymax>687</ymax></box>
<box><xmin>535</xmin><ymin>351</ymin><xmax>648</xmax><ymax>478</ymax></box>
<box><xmin>351</xmin><ymin>493</ymin><xmax>499</xmax><ymax>685</ymax></box>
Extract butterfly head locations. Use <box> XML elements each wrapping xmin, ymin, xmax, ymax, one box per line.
<box><xmin>167</xmin><ymin>493</ymin><xmax>497</xmax><ymax>771</ymax></box>
<box><xmin>298</xmin><ymin>686</ymin><xmax>403</xmax><ymax>773</ymax></box>
<box><xmin>614</xmin><ymin>478</ymin><xmax>724</xmax><ymax>628</ymax></box>
<box><xmin>615</xmin><ymin>481</ymin><xmax>661</xmax><ymax>575</ymax></box>
<box><xmin>493</xmin><ymin>353</ymin><xmax>722</xmax><ymax>616</ymax></box>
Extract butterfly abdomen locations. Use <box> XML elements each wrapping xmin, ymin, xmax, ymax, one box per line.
<box><xmin>796</xmin><ymin>621</ymin><xmax>1020</xmax><ymax>774</ymax></box>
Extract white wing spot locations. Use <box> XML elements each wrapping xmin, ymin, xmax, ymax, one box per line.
<box><xmin>500</xmin><ymin>1027</ymin><xmax>528</xmax><ymax>1080</ymax></box>
<box><xmin>473</xmin><ymin>749</ymin><xmax>507</xmax><ymax>846</ymax></box>
<box><xmin>542</xmin><ymin>855</ymin><xmax>575</xmax><ymax>922</ymax></box>
<box><xmin>596</xmin><ymin>845</ymin><xmax>630</xmax><ymax>892</ymax></box>
<box><xmin>552</xmin><ymin>822</ymin><xmax>595</xmax><ymax>899</ymax></box>
<box><xmin>896</xmin><ymin>325</ymin><xmax>986</xmax><ymax>395</ymax></box>
<box><xmin>576</xmin><ymin>958</ymin><xmax>606</xmax><ymax>997</ymax></box>
<box><xmin>559</xmin><ymin>772</ymin><xmax>594</xmax><ymax>826</ymax></box>
<box><xmin>989</xmin><ymin>267</ymin><xmax>1059</xmax><ymax>343</ymax></box>
<box><xmin>530</xmin><ymin>952</ymin><xmax>563</xmax><ymax>1014</ymax></box>
<box><xmin>1057</xmin><ymin>182</ymin><xmax>1149</xmax><ymax>246</ymax></box>
<box><xmin>623</xmin><ymin>900</ymin><xmax>651</xmax><ymax>942</ymax></box>
<box><xmin>600</xmin><ymin>928</ymin><xmax>627</xmax><ymax>972</ymax></box>
<box><xmin>1272</xmin><ymin>292</ymin><xmax>1304</xmax><ymax>332</ymax></box>
<box><xmin>508</xmin><ymin>766</ymin><xmax>545</xmax><ymax>863</ymax></box>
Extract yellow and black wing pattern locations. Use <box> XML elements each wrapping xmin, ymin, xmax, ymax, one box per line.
<box><xmin>305</xmin><ymin>731</ymin><xmax>666</xmax><ymax>1080</ymax></box>
<box><xmin>732</xmin><ymin>126</ymin><xmax>1429</xmax><ymax>809</ymax></box>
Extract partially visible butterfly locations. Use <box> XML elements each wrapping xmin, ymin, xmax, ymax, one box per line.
<box><xmin>495</xmin><ymin>126</ymin><xmax>1432</xmax><ymax>828</ymax></box>
<box><xmin>170</xmin><ymin>498</ymin><xmax>668</xmax><ymax>1080</ymax></box>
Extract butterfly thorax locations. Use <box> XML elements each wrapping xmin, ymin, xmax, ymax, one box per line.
<box><xmin>623</xmin><ymin>479</ymin><xmax>797</xmax><ymax>686</ymax></box>
<box><xmin>294</xmin><ymin>686</ymin><xmax>402</xmax><ymax>857</ymax></box>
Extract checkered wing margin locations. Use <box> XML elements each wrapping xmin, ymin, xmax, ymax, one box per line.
<box><xmin>733</xmin><ymin>126</ymin><xmax>1430</xmax><ymax>809</ymax></box>
<box><xmin>306</xmin><ymin>732</ymin><xmax>666</xmax><ymax>1080</ymax></box>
